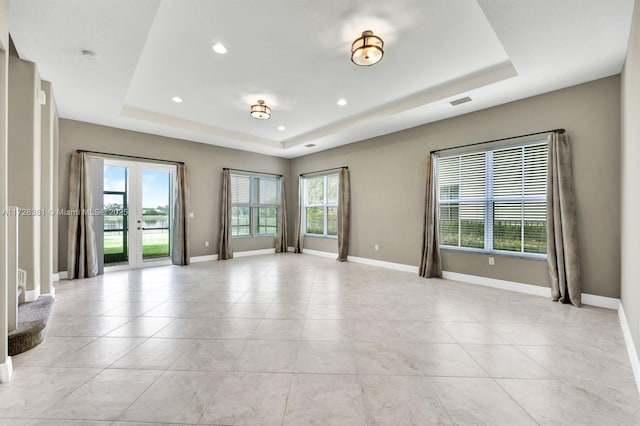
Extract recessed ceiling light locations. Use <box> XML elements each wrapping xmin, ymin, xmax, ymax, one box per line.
<box><xmin>212</xmin><ymin>43</ymin><xmax>228</xmax><ymax>54</ymax></box>
<box><xmin>278</xmin><ymin>125</ymin><xmax>286</xmax><ymax>131</ymax></box>
<box><xmin>172</xmin><ymin>96</ymin><xmax>183</xmax><ymax>103</ymax></box>
<box><xmin>337</xmin><ymin>98</ymin><xmax>347</xmax><ymax>106</ymax></box>
<box><xmin>81</xmin><ymin>49</ymin><xmax>98</xmax><ymax>60</ymax></box>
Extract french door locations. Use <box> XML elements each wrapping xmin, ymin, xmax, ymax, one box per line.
<box><xmin>103</xmin><ymin>159</ymin><xmax>175</xmax><ymax>269</ymax></box>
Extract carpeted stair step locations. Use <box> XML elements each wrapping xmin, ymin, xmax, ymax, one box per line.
<box><xmin>8</xmin><ymin>295</ymin><xmax>54</xmax><ymax>356</ymax></box>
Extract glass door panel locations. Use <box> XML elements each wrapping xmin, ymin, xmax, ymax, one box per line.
<box><xmin>141</xmin><ymin>168</ymin><xmax>171</xmax><ymax>260</ymax></box>
<box><xmin>103</xmin><ymin>161</ymin><xmax>174</xmax><ymax>269</ymax></box>
<box><xmin>104</xmin><ymin>166</ymin><xmax>128</xmax><ymax>265</ymax></box>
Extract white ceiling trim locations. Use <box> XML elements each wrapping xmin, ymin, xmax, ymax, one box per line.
<box><xmin>121</xmin><ymin>61</ymin><xmax>517</xmax><ymax>152</ymax></box>
<box><xmin>121</xmin><ymin>105</ymin><xmax>281</xmax><ymax>149</ymax></box>
<box><xmin>282</xmin><ymin>61</ymin><xmax>518</xmax><ymax>149</ymax></box>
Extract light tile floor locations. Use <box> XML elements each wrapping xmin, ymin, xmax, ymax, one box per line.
<box><xmin>1</xmin><ymin>254</ymin><xmax>639</xmax><ymax>425</ymax></box>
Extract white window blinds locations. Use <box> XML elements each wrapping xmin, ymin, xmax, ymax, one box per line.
<box><xmin>437</xmin><ymin>141</ymin><xmax>548</xmax><ymax>256</ymax></box>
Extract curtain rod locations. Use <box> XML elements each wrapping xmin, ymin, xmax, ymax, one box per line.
<box><xmin>429</xmin><ymin>128</ymin><xmax>565</xmax><ymax>155</ymax></box>
<box><xmin>76</xmin><ymin>150</ymin><xmax>184</xmax><ymax>165</ymax></box>
<box><xmin>223</xmin><ymin>167</ymin><xmax>283</xmax><ymax>177</ymax></box>
<box><xmin>300</xmin><ymin>166</ymin><xmax>348</xmax><ymax>177</ymax></box>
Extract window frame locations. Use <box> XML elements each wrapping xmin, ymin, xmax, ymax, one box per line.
<box><xmin>437</xmin><ymin>139</ymin><xmax>548</xmax><ymax>260</ymax></box>
<box><xmin>230</xmin><ymin>173</ymin><xmax>280</xmax><ymax>238</ymax></box>
<box><xmin>302</xmin><ymin>173</ymin><xmax>339</xmax><ymax>239</ymax></box>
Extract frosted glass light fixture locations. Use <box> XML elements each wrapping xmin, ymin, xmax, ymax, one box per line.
<box><xmin>250</xmin><ymin>100</ymin><xmax>271</xmax><ymax>120</ymax></box>
<box><xmin>351</xmin><ymin>30</ymin><xmax>384</xmax><ymax>66</ymax></box>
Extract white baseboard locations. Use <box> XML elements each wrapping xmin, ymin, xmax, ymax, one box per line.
<box><xmin>618</xmin><ymin>304</ymin><xmax>640</xmax><ymax>395</ymax></box>
<box><xmin>347</xmin><ymin>255</ymin><xmax>419</xmax><ymax>274</ymax></box>
<box><xmin>303</xmin><ymin>249</ymin><xmax>419</xmax><ymax>273</ymax></box>
<box><xmin>234</xmin><ymin>248</ymin><xmax>276</xmax><ymax>258</ymax></box>
<box><xmin>52</xmin><ymin>272</ymin><xmax>60</xmax><ymax>282</ymax></box>
<box><xmin>442</xmin><ymin>271</ymin><xmax>551</xmax><ymax>298</ymax></box>
<box><xmin>57</xmin><ymin>271</ymin><xmax>68</xmax><ymax>280</ymax></box>
<box><xmin>24</xmin><ymin>288</ymin><xmax>41</xmax><ymax>302</ymax></box>
<box><xmin>287</xmin><ymin>246</ymin><xmax>295</xmax><ymax>253</ymax></box>
<box><xmin>302</xmin><ymin>249</ymin><xmax>337</xmax><ymax>259</ymax></box>
<box><xmin>0</xmin><ymin>357</ymin><xmax>13</xmax><ymax>383</ymax></box>
<box><xmin>302</xmin><ymin>250</ymin><xmax>619</xmax><ymax>310</ymax></box>
<box><xmin>190</xmin><ymin>254</ymin><xmax>218</xmax><ymax>263</ymax></box>
<box><xmin>191</xmin><ymin>249</ymin><xmax>276</xmax><ymax>263</ymax></box>
<box><xmin>443</xmin><ymin>271</ymin><xmax>620</xmax><ymax>310</ymax></box>
<box><xmin>582</xmin><ymin>293</ymin><xmax>620</xmax><ymax>310</ymax></box>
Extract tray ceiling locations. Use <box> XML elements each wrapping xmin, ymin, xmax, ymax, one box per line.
<box><xmin>9</xmin><ymin>0</ymin><xmax>634</xmax><ymax>158</ymax></box>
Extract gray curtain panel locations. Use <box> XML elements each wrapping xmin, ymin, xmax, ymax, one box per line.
<box><xmin>67</xmin><ymin>152</ymin><xmax>104</xmax><ymax>279</ymax></box>
<box><xmin>275</xmin><ymin>177</ymin><xmax>288</xmax><ymax>253</ymax></box>
<box><xmin>547</xmin><ymin>132</ymin><xmax>581</xmax><ymax>306</ymax></box>
<box><xmin>419</xmin><ymin>153</ymin><xmax>443</xmax><ymax>278</ymax></box>
<box><xmin>218</xmin><ymin>169</ymin><xmax>233</xmax><ymax>260</ymax></box>
<box><xmin>171</xmin><ymin>164</ymin><xmax>190</xmax><ymax>266</ymax></box>
<box><xmin>337</xmin><ymin>168</ymin><xmax>351</xmax><ymax>262</ymax></box>
<box><xmin>294</xmin><ymin>176</ymin><xmax>304</xmax><ymax>253</ymax></box>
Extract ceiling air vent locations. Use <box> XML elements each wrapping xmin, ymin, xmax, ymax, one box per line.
<box><xmin>305</xmin><ymin>144</ymin><xmax>316</xmax><ymax>148</ymax></box>
<box><xmin>450</xmin><ymin>96</ymin><xmax>472</xmax><ymax>106</ymax></box>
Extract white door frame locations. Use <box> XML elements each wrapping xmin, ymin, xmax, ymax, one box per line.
<box><xmin>103</xmin><ymin>159</ymin><xmax>175</xmax><ymax>271</ymax></box>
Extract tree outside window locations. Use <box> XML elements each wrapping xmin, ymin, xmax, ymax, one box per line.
<box><xmin>231</xmin><ymin>174</ymin><xmax>279</xmax><ymax>237</ymax></box>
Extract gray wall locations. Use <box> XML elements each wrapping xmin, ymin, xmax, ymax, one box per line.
<box><xmin>52</xmin><ymin>104</ymin><xmax>59</xmax><ymax>274</ymax></box>
<box><xmin>8</xmin><ymin>56</ymin><xmax>41</xmax><ymax>293</ymax></box>
<box><xmin>621</xmin><ymin>0</ymin><xmax>640</xmax><ymax>362</ymax></box>
<box><xmin>57</xmin><ymin>119</ymin><xmax>290</xmax><ymax>271</ymax></box>
<box><xmin>290</xmin><ymin>76</ymin><xmax>621</xmax><ymax>298</ymax></box>
<box><xmin>40</xmin><ymin>80</ymin><xmax>58</xmax><ymax>291</ymax></box>
<box><xmin>0</xmin><ymin>0</ymin><xmax>10</xmax><ymax>370</ymax></box>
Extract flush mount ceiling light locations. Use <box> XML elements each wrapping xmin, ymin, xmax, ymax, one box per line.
<box><xmin>351</xmin><ymin>30</ymin><xmax>384</xmax><ymax>66</ymax></box>
<box><xmin>278</xmin><ymin>125</ymin><xmax>286</xmax><ymax>131</ymax></box>
<box><xmin>250</xmin><ymin>100</ymin><xmax>271</xmax><ymax>120</ymax></box>
<box><xmin>171</xmin><ymin>96</ymin><xmax>183</xmax><ymax>103</ymax></box>
<box><xmin>337</xmin><ymin>98</ymin><xmax>347</xmax><ymax>106</ymax></box>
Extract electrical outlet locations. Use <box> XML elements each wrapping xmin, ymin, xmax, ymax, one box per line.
<box><xmin>205</xmin><ymin>241</ymin><xmax>209</xmax><ymax>247</ymax></box>
<box><xmin>488</xmin><ymin>257</ymin><xmax>495</xmax><ymax>266</ymax></box>
<box><xmin>374</xmin><ymin>244</ymin><xmax>379</xmax><ymax>251</ymax></box>
<box><xmin>188</xmin><ymin>211</ymin><xmax>194</xmax><ymax>218</ymax></box>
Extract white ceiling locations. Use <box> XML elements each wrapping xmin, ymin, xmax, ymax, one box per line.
<box><xmin>9</xmin><ymin>0</ymin><xmax>634</xmax><ymax>158</ymax></box>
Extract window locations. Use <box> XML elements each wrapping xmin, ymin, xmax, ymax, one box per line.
<box><xmin>231</xmin><ymin>174</ymin><xmax>279</xmax><ymax>237</ymax></box>
<box><xmin>303</xmin><ymin>174</ymin><xmax>338</xmax><ymax>237</ymax></box>
<box><xmin>437</xmin><ymin>141</ymin><xmax>547</xmax><ymax>257</ymax></box>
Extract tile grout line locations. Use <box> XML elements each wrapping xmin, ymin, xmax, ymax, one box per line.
<box><xmin>194</xmin><ymin>370</ymin><xmax>229</xmax><ymax>425</ymax></box>
<box><xmin>113</xmin><ymin>367</ymin><xmax>178</xmax><ymax>423</ymax></box>
<box><xmin>280</xmin><ymin>372</ymin><xmax>295</xmax><ymax>426</ymax></box>
<box><xmin>493</xmin><ymin>377</ymin><xmax>542</xmax><ymax>425</ymax></box>
<box><xmin>422</xmin><ymin>375</ymin><xmax>456</xmax><ymax>426</ymax></box>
